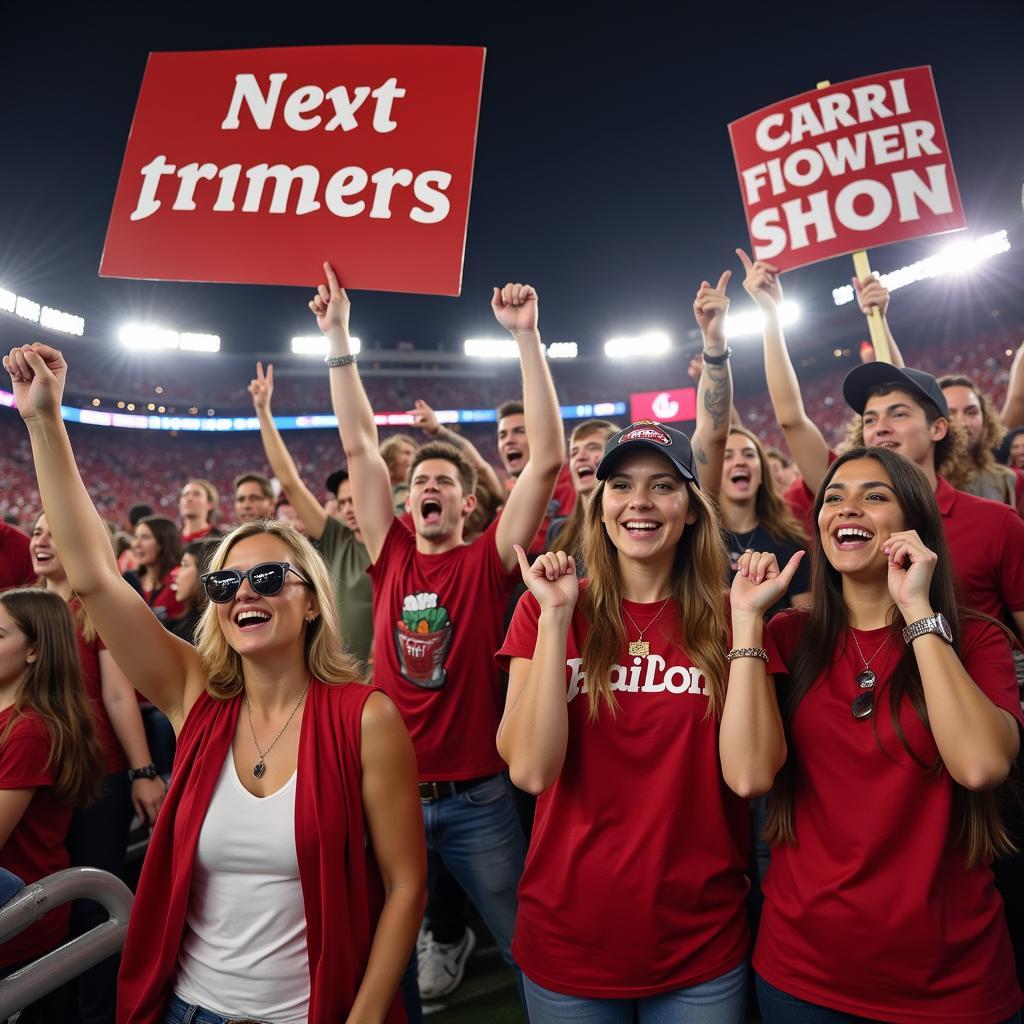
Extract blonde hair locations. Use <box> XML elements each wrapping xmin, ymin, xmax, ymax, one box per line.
<box><xmin>195</xmin><ymin>519</ymin><xmax>362</xmax><ymax>700</ymax></box>
<box><xmin>580</xmin><ymin>472</ymin><xmax>730</xmax><ymax>721</ymax></box>
<box><xmin>380</xmin><ymin>434</ymin><xmax>419</xmax><ymax>484</ymax></box>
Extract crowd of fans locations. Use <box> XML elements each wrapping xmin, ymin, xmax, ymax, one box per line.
<box><xmin>1</xmin><ymin>262</ymin><xmax>1024</xmax><ymax>1024</ymax></box>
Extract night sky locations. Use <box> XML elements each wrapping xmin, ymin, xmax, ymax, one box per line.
<box><xmin>2</xmin><ymin>0</ymin><xmax>1023</xmax><ymax>362</ymax></box>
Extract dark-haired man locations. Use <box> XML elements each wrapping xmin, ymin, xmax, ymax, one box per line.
<box><xmin>318</xmin><ymin>266</ymin><xmax>563</xmax><ymax>998</ymax></box>
<box><xmin>233</xmin><ymin>472</ymin><xmax>275</xmax><ymax>524</ymax></box>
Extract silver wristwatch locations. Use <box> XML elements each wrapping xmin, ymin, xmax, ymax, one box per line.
<box><xmin>902</xmin><ymin>613</ymin><xmax>953</xmax><ymax>646</ymax></box>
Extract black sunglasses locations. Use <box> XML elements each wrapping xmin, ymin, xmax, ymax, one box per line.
<box><xmin>200</xmin><ymin>562</ymin><xmax>312</xmax><ymax>604</ymax></box>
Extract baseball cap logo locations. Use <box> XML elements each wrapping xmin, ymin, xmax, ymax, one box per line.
<box><xmin>619</xmin><ymin>423</ymin><xmax>671</xmax><ymax>446</ymax></box>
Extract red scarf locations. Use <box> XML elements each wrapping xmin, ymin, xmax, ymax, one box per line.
<box><xmin>117</xmin><ymin>679</ymin><xmax>404</xmax><ymax>1024</ymax></box>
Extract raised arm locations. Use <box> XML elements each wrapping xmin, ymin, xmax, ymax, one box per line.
<box><xmin>1002</xmin><ymin>341</ymin><xmax>1024</xmax><ymax>428</ymax></box>
<box><xmin>719</xmin><ymin>549</ymin><xmax>800</xmax><ymax>797</ymax></box>
<box><xmin>853</xmin><ymin>277</ymin><xmax>905</xmax><ymax>368</ymax></box>
<box><xmin>497</xmin><ymin>548</ymin><xmax>577</xmax><ymax>794</ymax></box>
<box><xmin>691</xmin><ymin>271</ymin><xmax>734</xmax><ymax>501</ymax></box>
<box><xmin>3</xmin><ymin>345</ymin><xmax>203</xmax><ymax>728</ymax></box>
<box><xmin>738</xmin><ymin>248</ymin><xmax>831</xmax><ymax>493</ymax></box>
<box><xmin>311</xmin><ymin>262</ymin><xmax>395</xmax><ymax>561</ymax></box>
<box><xmin>492</xmin><ymin>284</ymin><xmax>564</xmax><ymax>569</ymax></box>
<box><xmin>249</xmin><ymin>362</ymin><xmax>328</xmax><ymax>541</ymax></box>
<box><xmin>409</xmin><ymin>399</ymin><xmax>506</xmax><ymax>509</ymax></box>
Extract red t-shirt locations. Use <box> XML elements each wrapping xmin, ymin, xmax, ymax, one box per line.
<box><xmin>368</xmin><ymin>517</ymin><xmax>519</xmax><ymax>781</ymax></box>
<box><xmin>144</xmin><ymin>568</ymin><xmax>186</xmax><ymax>625</ymax></box>
<box><xmin>505</xmin><ymin>463</ymin><xmax>577</xmax><ymax>556</ymax></box>
<box><xmin>757</xmin><ymin>610</ymin><xmax>1023</xmax><ymax>1022</ymax></box>
<box><xmin>938</xmin><ymin>477</ymin><xmax>1024</xmax><ymax>626</ymax></box>
<box><xmin>0</xmin><ymin>708</ymin><xmax>72</xmax><ymax>967</ymax></box>
<box><xmin>180</xmin><ymin>524</ymin><xmax>216</xmax><ymax>543</ymax></box>
<box><xmin>496</xmin><ymin>585</ymin><xmax>783</xmax><ymax>998</ymax></box>
<box><xmin>0</xmin><ymin>523</ymin><xmax>34</xmax><ymax>592</ymax></box>
<box><xmin>74</xmin><ymin>619</ymin><xmax>129</xmax><ymax>776</ymax></box>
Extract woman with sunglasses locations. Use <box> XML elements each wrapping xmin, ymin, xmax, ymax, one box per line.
<box><xmin>5</xmin><ymin>342</ymin><xmax>426</xmax><ymax>1024</ymax></box>
<box><xmin>725</xmin><ymin>446</ymin><xmax>1022</xmax><ymax>1023</ymax></box>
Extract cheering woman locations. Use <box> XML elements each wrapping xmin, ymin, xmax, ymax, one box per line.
<box><xmin>725</xmin><ymin>446</ymin><xmax>1022</xmax><ymax>1023</ymax></box>
<box><xmin>5</xmin><ymin>342</ymin><xmax>426</xmax><ymax>1024</ymax></box>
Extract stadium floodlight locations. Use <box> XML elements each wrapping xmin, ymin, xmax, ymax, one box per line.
<box><xmin>291</xmin><ymin>335</ymin><xmax>361</xmax><ymax>355</ymax></box>
<box><xmin>39</xmin><ymin>306</ymin><xmax>85</xmax><ymax>336</ymax></box>
<box><xmin>725</xmin><ymin>301</ymin><xmax>801</xmax><ymax>339</ymax></box>
<box><xmin>179</xmin><ymin>332</ymin><xmax>221</xmax><ymax>353</ymax></box>
<box><xmin>119</xmin><ymin>324</ymin><xmax>179</xmax><ymax>350</ymax></box>
<box><xmin>604</xmin><ymin>332</ymin><xmax>670</xmax><ymax>359</ymax></box>
<box><xmin>0</xmin><ymin>288</ymin><xmax>15</xmax><ymax>314</ymax></box>
<box><xmin>546</xmin><ymin>342</ymin><xmax>578</xmax><ymax>359</ymax></box>
<box><xmin>15</xmin><ymin>296</ymin><xmax>40</xmax><ymax>323</ymax></box>
<box><xmin>464</xmin><ymin>337</ymin><xmax>519</xmax><ymax>358</ymax></box>
<box><xmin>832</xmin><ymin>229</ymin><xmax>1011</xmax><ymax>306</ymax></box>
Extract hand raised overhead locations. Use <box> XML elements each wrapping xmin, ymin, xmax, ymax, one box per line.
<box><xmin>853</xmin><ymin>275</ymin><xmax>889</xmax><ymax>318</ymax></box>
<box><xmin>249</xmin><ymin>361</ymin><xmax>274</xmax><ymax>414</ymax></box>
<box><xmin>3</xmin><ymin>343</ymin><xmax>67</xmax><ymax>422</ymax></box>
<box><xmin>309</xmin><ymin>261</ymin><xmax>352</xmax><ymax>335</ymax></box>
<box><xmin>408</xmin><ymin>398</ymin><xmax>440</xmax><ymax>436</ymax></box>
<box><xmin>693</xmin><ymin>271</ymin><xmax>732</xmax><ymax>345</ymax></box>
<box><xmin>736</xmin><ymin>249</ymin><xmax>783</xmax><ymax>310</ymax></box>
<box><xmin>492</xmin><ymin>283</ymin><xmax>538</xmax><ymax>335</ymax></box>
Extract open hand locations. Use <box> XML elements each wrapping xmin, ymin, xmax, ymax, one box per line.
<box><xmin>730</xmin><ymin>549</ymin><xmax>805</xmax><ymax>617</ymax></box>
<box><xmin>492</xmin><ymin>283</ymin><xmax>538</xmax><ymax>335</ymax></box>
<box><xmin>514</xmin><ymin>545</ymin><xmax>578</xmax><ymax>612</ymax></box>
<box><xmin>736</xmin><ymin>249</ymin><xmax>783</xmax><ymax>311</ymax></box>
<box><xmin>3</xmin><ymin>343</ymin><xmax>67</xmax><ymax>422</ymax></box>
<box><xmin>249</xmin><ymin>361</ymin><xmax>274</xmax><ymax>414</ymax></box>
<box><xmin>693</xmin><ymin>271</ymin><xmax>731</xmax><ymax>345</ymax></box>
<box><xmin>309</xmin><ymin>261</ymin><xmax>352</xmax><ymax>335</ymax></box>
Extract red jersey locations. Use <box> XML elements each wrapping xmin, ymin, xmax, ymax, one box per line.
<box><xmin>496</xmin><ymin>586</ymin><xmax>783</xmax><ymax>998</ymax></box>
<box><xmin>758</xmin><ymin>610</ymin><xmax>1023</xmax><ymax>1022</ymax></box>
<box><xmin>0</xmin><ymin>708</ymin><xmax>72</xmax><ymax>967</ymax></box>
<box><xmin>143</xmin><ymin>568</ymin><xmax>185</xmax><ymax>626</ymax></box>
<box><xmin>180</xmin><ymin>524</ymin><xmax>216</xmax><ymax>543</ymax></box>
<box><xmin>937</xmin><ymin>477</ymin><xmax>1024</xmax><ymax>626</ymax></box>
<box><xmin>368</xmin><ymin>518</ymin><xmax>519</xmax><ymax>781</ymax></box>
<box><xmin>74</xmin><ymin>616</ymin><xmax>129</xmax><ymax>776</ymax></box>
<box><xmin>0</xmin><ymin>523</ymin><xmax>34</xmax><ymax>591</ymax></box>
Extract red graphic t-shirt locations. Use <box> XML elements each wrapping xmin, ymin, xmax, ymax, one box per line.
<box><xmin>0</xmin><ymin>708</ymin><xmax>73</xmax><ymax>967</ymax></box>
<box><xmin>758</xmin><ymin>610</ymin><xmax>1023</xmax><ymax>1022</ymax></box>
<box><xmin>496</xmin><ymin>585</ymin><xmax>783</xmax><ymax>999</ymax></box>
<box><xmin>368</xmin><ymin>517</ymin><xmax>520</xmax><ymax>781</ymax></box>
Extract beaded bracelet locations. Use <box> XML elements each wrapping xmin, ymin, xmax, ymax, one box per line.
<box><xmin>726</xmin><ymin>647</ymin><xmax>769</xmax><ymax>663</ymax></box>
<box><xmin>325</xmin><ymin>353</ymin><xmax>357</xmax><ymax>368</ymax></box>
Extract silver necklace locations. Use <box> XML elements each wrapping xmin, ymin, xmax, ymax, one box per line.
<box><xmin>245</xmin><ymin>683</ymin><xmax>309</xmax><ymax>779</ymax></box>
<box><xmin>621</xmin><ymin>597</ymin><xmax>673</xmax><ymax>657</ymax></box>
<box><xmin>849</xmin><ymin>627</ymin><xmax>893</xmax><ymax>687</ymax></box>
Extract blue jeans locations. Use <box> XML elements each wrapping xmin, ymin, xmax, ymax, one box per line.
<box><xmin>420</xmin><ymin>773</ymin><xmax>526</xmax><ymax>978</ymax></box>
<box><xmin>756</xmin><ymin>974</ymin><xmax>1023</xmax><ymax>1023</ymax></box>
<box><xmin>163</xmin><ymin>992</ymin><xmax>269</xmax><ymax>1023</ymax></box>
<box><xmin>524</xmin><ymin>961</ymin><xmax>747</xmax><ymax>1023</ymax></box>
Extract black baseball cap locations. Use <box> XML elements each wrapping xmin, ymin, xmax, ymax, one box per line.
<box><xmin>325</xmin><ymin>468</ymin><xmax>349</xmax><ymax>495</ymax></box>
<box><xmin>596</xmin><ymin>421</ymin><xmax>701</xmax><ymax>487</ymax></box>
<box><xmin>843</xmin><ymin>364</ymin><xmax>949</xmax><ymax>419</ymax></box>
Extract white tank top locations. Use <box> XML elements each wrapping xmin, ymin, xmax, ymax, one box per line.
<box><xmin>174</xmin><ymin>751</ymin><xmax>309</xmax><ymax>1023</ymax></box>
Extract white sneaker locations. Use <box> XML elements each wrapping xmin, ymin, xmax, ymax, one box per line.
<box><xmin>417</xmin><ymin>925</ymin><xmax>477</xmax><ymax>1000</ymax></box>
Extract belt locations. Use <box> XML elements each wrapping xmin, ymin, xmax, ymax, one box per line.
<box><xmin>419</xmin><ymin>773</ymin><xmax>499</xmax><ymax>802</ymax></box>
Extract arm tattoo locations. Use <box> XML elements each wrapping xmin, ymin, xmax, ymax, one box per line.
<box><xmin>701</xmin><ymin>362</ymin><xmax>731</xmax><ymax>432</ymax></box>
<box><xmin>437</xmin><ymin>426</ymin><xmax>465</xmax><ymax>450</ymax></box>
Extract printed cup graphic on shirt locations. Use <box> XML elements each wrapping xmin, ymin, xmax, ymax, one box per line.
<box><xmin>395</xmin><ymin>592</ymin><xmax>452</xmax><ymax>689</ymax></box>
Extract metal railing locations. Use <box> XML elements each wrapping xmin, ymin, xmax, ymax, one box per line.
<box><xmin>0</xmin><ymin>867</ymin><xmax>133</xmax><ymax>1019</ymax></box>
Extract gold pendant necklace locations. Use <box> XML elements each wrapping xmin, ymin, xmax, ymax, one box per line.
<box><xmin>622</xmin><ymin>597</ymin><xmax>672</xmax><ymax>658</ymax></box>
<box><xmin>245</xmin><ymin>683</ymin><xmax>309</xmax><ymax>778</ymax></box>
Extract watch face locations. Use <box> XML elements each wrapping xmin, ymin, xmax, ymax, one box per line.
<box><xmin>936</xmin><ymin>613</ymin><xmax>953</xmax><ymax>643</ymax></box>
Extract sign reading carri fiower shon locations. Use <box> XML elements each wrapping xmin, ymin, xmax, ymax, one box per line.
<box><xmin>729</xmin><ymin>67</ymin><xmax>965</xmax><ymax>272</ymax></box>
<box><xmin>100</xmin><ymin>45</ymin><xmax>486</xmax><ymax>295</ymax></box>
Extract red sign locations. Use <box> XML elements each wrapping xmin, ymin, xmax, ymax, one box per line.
<box><xmin>728</xmin><ymin>67</ymin><xmax>964</xmax><ymax>272</ymax></box>
<box><xmin>629</xmin><ymin>388</ymin><xmax>696</xmax><ymax>424</ymax></box>
<box><xmin>100</xmin><ymin>46</ymin><xmax>486</xmax><ymax>295</ymax></box>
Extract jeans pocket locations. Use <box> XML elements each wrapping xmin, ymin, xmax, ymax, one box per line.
<box><xmin>461</xmin><ymin>775</ymin><xmax>508</xmax><ymax>806</ymax></box>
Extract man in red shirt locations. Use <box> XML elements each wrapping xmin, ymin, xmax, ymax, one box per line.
<box><xmin>0</xmin><ymin>522</ymin><xmax>34</xmax><ymax>590</ymax></box>
<box><xmin>315</xmin><ymin>267</ymin><xmax>564</xmax><ymax>996</ymax></box>
<box><xmin>498</xmin><ymin>399</ymin><xmax>575</xmax><ymax>555</ymax></box>
<box><xmin>178</xmin><ymin>478</ymin><xmax>220</xmax><ymax>542</ymax></box>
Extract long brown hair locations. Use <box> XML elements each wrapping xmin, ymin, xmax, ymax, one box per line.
<box><xmin>0</xmin><ymin>589</ymin><xmax>104</xmax><ymax>807</ymax></box>
<box><xmin>764</xmin><ymin>447</ymin><xmax>1016</xmax><ymax>866</ymax></box>
<box><xmin>937</xmin><ymin>374</ymin><xmax>1008</xmax><ymax>478</ymax></box>
<box><xmin>724</xmin><ymin>427</ymin><xmax>807</xmax><ymax>547</ymax></box>
<box><xmin>137</xmin><ymin>515</ymin><xmax>183</xmax><ymax>586</ymax></box>
<box><xmin>579</xmin><ymin>461</ymin><xmax>729</xmax><ymax>721</ymax></box>
<box><xmin>550</xmin><ymin>420</ymin><xmax>620</xmax><ymax>558</ymax></box>
<box><xmin>195</xmin><ymin>519</ymin><xmax>362</xmax><ymax>699</ymax></box>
